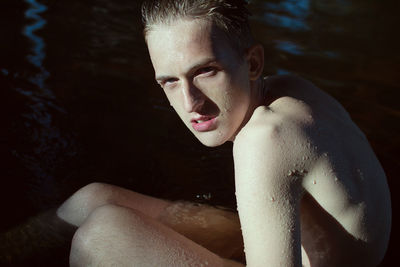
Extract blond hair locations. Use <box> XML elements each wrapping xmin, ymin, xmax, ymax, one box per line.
<box><xmin>141</xmin><ymin>0</ymin><xmax>254</xmax><ymax>55</ymax></box>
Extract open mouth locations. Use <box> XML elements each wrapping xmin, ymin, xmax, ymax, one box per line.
<box><xmin>191</xmin><ymin>115</ymin><xmax>215</xmax><ymax>124</ymax></box>
<box><xmin>194</xmin><ymin>118</ymin><xmax>213</xmax><ymax>123</ymax></box>
<box><xmin>191</xmin><ymin>116</ymin><xmax>217</xmax><ymax>132</ymax></box>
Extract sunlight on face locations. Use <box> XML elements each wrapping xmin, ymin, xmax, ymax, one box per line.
<box><xmin>146</xmin><ymin>19</ymin><xmax>253</xmax><ymax>147</ymax></box>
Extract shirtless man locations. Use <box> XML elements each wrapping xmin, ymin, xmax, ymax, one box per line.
<box><xmin>55</xmin><ymin>0</ymin><xmax>392</xmax><ymax>266</ymax></box>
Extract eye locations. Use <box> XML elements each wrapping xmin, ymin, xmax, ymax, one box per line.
<box><xmin>196</xmin><ymin>66</ymin><xmax>216</xmax><ymax>76</ymax></box>
<box><xmin>160</xmin><ymin>78</ymin><xmax>178</xmax><ymax>88</ymax></box>
<box><xmin>165</xmin><ymin>78</ymin><xmax>178</xmax><ymax>84</ymax></box>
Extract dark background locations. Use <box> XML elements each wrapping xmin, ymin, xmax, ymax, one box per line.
<box><xmin>1</xmin><ymin>0</ymin><xmax>399</xmax><ymax>265</ymax></box>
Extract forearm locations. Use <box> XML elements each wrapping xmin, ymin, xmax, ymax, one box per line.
<box><xmin>0</xmin><ymin>208</ymin><xmax>76</xmax><ymax>266</ymax></box>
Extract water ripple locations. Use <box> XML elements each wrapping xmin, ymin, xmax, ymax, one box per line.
<box><xmin>274</xmin><ymin>40</ymin><xmax>303</xmax><ymax>55</ymax></box>
<box><xmin>262</xmin><ymin>0</ymin><xmax>310</xmax><ymax>31</ymax></box>
<box><xmin>17</xmin><ymin>0</ymin><xmax>72</xmax><ymax>194</ymax></box>
<box><xmin>23</xmin><ymin>0</ymin><xmax>50</xmax><ymax>92</ymax></box>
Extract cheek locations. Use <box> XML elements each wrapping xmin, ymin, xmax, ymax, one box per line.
<box><xmin>166</xmin><ymin>94</ymin><xmax>189</xmax><ymax>121</ymax></box>
<box><xmin>220</xmin><ymin>90</ymin><xmax>235</xmax><ymax>113</ymax></box>
<box><xmin>164</xmin><ymin>90</ymin><xmax>179</xmax><ymax>107</ymax></box>
<box><xmin>207</xmin><ymin>74</ymin><xmax>248</xmax><ymax>112</ymax></box>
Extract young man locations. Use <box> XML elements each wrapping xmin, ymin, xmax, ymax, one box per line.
<box><xmin>56</xmin><ymin>0</ymin><xmax>391</xmax><ymax>266</ymax></box>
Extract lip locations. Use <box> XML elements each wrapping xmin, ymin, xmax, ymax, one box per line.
<box><xmin>191</xmin><ymin>116</ymin><xmax>218</xmax><ymax>132</ymax></box>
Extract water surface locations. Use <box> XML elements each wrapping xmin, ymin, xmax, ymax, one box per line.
<box><xmin>0</xmin><ymin>0</ymin><xmax>398</xmax><ymax>265</ymax></box>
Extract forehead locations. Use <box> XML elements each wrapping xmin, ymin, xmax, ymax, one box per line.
<box><xmin>148</xmin><ymin>19</ymin><xmax>212</xmax><ymax>54</ymax></box>
<box><xmin>146</xmin><ymin>19</ymin><xmax>238</xmax><ymax>73</ymax></box>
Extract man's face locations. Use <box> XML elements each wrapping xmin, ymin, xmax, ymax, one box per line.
<box><xmin>146</xmin><ymin>19</ymin><xmax>253</xmax><ymax>147</ymax></box>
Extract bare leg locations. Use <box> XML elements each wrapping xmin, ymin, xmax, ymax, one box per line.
<box><xmin>159</xmin><ymin>201</ymin><xmax>244</xmax><ymax>261</ymax></box>
<box><xmin>58</xmin><ymin>183</ymin><xmax>244</xmax><ymax>262</ymax></box>
<box><xmin>0</xmin><ymin>183</ymin><xmax>244</xmax><ymax>265</ymax></box>
<box><xmin>57</xmin><ymin>183</ymin><xmax>172</xmax><ymax>227</ymax></box>
<box><xmin>70</xmin><ymin>204</ymin><xmax>244</xmax><ymax>267</ymax></box>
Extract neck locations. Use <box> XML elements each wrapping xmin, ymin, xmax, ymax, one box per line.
<box><xmin>229</xmin><ymin>77</ymin><xmax>267</xmax><ymax>142</ymax></box>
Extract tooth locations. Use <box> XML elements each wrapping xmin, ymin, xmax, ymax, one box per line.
<box><xmin>197</xmin><ymin>120</ymin><xmax>204</xmax><ymax>123</ymax></box>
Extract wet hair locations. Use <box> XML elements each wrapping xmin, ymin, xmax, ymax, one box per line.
<box><xmin>141</xmin><ymin>0</ymin><xmax>255</xmax><ymax>55</ymax></box>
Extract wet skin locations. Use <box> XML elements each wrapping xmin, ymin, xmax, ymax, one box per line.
<box><xmin>146</xmin><ymin>18</ymin><xmax>392</xmax><ymax>266</ymax></box>
<box><xmin>233</xmin><ymin>75</ymin><xmax>391</xmax><ymax>266</ymax></box>
<box><xmin>146</xmin><ymin>19</ymin><xmax>263</xmax><ymax>147</ymax></box>
<box><xmin>56</xmin><ymin>17</ymin><xmax>391</xmax><ymax>267</ymax></box>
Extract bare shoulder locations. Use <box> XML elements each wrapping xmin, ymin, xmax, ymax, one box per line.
<box><xmin>234</xmin><ymin>105</ymin><xmax>284</xmax><ymax>143</ymax></box>
<box><xmin>233</xmin><ymin>101</ymin><xmax>312</xmax><ymax>194</ymax></box>
<box><xmin>233</xmin><ymin>81</ymin><xmax>315</xmax><ymax>166</ymax></box>
<box><xmin>233</xmin><ymin>75</ymin><xmax>392</xmax><ymax>265</ymax></box>
<box><xmin>232</xmin><ymin>98</ymin><xmax>309</xmax><ymax>266</ymax></box>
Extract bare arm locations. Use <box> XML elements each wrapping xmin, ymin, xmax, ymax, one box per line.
<box><xmin>233</xmin><ymin>110</ymin><xmax>304</xmax><ymax>267</ymax></box>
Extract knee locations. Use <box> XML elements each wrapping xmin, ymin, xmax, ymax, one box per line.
<box><xmin>70</xmin><ymin>205</ymin><xmax>113</xmax><ymax>266</ymax></box>
<box><xmin>69</xmin><ymin>204</ymin><xmax>142</xmax><ymax>266</ymax></box>
<box><xmin>57</xmin><ymin>182</ymin><xmax>117</xmax><ymax>226</ymax></box>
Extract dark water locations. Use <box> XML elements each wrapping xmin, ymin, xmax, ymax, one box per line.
<box><xmin>1</xmin><ymin>0</ymin><xmax>399</xmax><ymax>265</ymax></box>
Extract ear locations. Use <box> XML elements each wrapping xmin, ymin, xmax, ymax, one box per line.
<box><xmin>246</xmin><ymin>44</ymin><xmax>264</xmax><ymax>81</ymax></box>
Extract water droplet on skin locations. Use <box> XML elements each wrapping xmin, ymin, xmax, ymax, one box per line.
<box><xmin>334</xmin><ymin>177</ymin><xmax>338</xmax><ymax>182</ymax></box>
<box><xmin>288</xmin><ymin>170</ymin><xmax>293</xmax><ymax>176</ymax></box>
<box><xmin>313</xmin><ymin>180</ymin><xmax>317</xmax><ymax>185</ymax></box>
<box><xmin>270</xmin><ymin>196</ymin><xmax>275</xmax><ymax>202</ymax></box>
<box><xmin>323</xmin><ymin>152</ymin><xmax>328</xmax><ymax>157</ymax></box>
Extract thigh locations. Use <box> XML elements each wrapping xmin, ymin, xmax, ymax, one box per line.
<box><xmin>58</xmin><ymin>183</ymin><xmax>172</xmax><ymax>226</ymax></box>
<box><xmin>159</xmin><ymin>201</ymin><xmax>245</xmax><ymax>262</ymax></box>
<box><xmin>60</xmin><ymin>183</ymin><xmax>244</xmax><ymax>261</ymax></box>
<box><xmin>70</xmin><ymin>204</ymin><xmax>242</xmax><ymax>267</ymax></box>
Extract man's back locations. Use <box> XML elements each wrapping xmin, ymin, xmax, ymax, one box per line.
<box><xmin>233</xmin><ymin>75</ymin><xmax>391</xmax><ymax>266</ymax></box>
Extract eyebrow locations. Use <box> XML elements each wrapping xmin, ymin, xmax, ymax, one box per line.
<box><xmin>155</xmin><ymin>57</ymin><xmax>218</xmax><ymax>82</ymax></box>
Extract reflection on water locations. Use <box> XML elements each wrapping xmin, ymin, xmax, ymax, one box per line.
<box><xmin>18</xmin><ymin>0</ymin><xmax>58</xmax><ymax>170</ymax></box>
<box><xmin>256</xmin><ymin>0</ymin><xmax>344</xmax><ymax>67</ymax></box>
<box><xmin>3</xmin><ymin>0</ymin><xmax>75</xmax><ymax>214</ymax></box>
<box><xmin>23</xmin><ymin>0</ymin><xmax>50</xmax><ymax>91</ymax></box>
<box><xmin>274</xmin><ymin>40</ymin><xmax>303</xmax><ymax>55</ymax></box>
<box><xmin>24</xmin><ymin>0</ymin><xmax>47</xmax><ymax>66</ymax></box>
<box><xmin>262</xmin><ymin>0</ymin><xmax>310</xmax><ymax>31</ymax></box>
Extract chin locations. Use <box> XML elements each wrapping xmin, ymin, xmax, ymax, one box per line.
<box><xmin>195</xmin><ymin>133</ymin><xmax>228</xmax><ymax>147</ymax></box>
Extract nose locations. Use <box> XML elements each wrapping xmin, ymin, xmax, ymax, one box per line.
<box><xmin>181</xmin><ymin>80</ymin><xmax>204</xmax><ymax>113</ymax></box>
